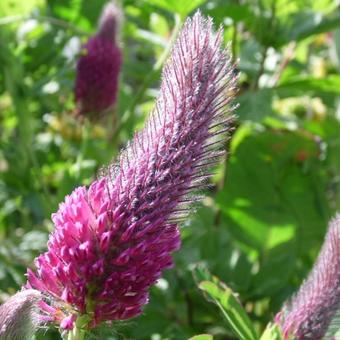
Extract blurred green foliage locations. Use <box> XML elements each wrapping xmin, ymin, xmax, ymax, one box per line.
<box><xmin>0</xmin><ymin>0</ymin><xmax>340</xmax><ymax>339</ymax></box>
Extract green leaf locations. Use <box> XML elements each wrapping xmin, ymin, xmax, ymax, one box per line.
<box><xmin>216</xmin><ymin>129</ymin><xmax>330</xmax><ymax>297</ymax></box>
<box><xmin>0</xmin><ymin>0</ymin><xmax>43</xmax><ymax>16</ymax></box>
<box><xmin>237</xmin><ymin>76</ymin><xmax>340</xmax><ymax>122</ymax></box>
<box><xmin>218</xmin><ymin>129</ymin><xmax>329</xmax><ymax>250</ymax></box>
<box><xmin>189</xmin><ymin>334</ymin><xmax>213</xmax><ymax>340</ymax></box>
<box><xmin>195</xmin><ymin>268</ymin><xmax>258</xmax><ymax>340</ymax></box>
<box><xmin>251</xmin><ymin>242</ymin><xmax>296</xmax><ymax>297</ymax></box>
<box><xmin>237</xmin><ymin>89</ymin><xmax>274</xmax><ymax>122</ymax></box>
<box><xmin>150</xmin><ymin>13</ymin><xmax>169</xmax><ymax>38</ymax></box>
<box><xmin>276</xmin><ymin>75</ymin><xmax>340</xmax><ymax>96</ymax></box>
<box><xmin>143</xmin><ymin>0</ymin><xmax>206</xmax><ymax>19</ymax></box>
<box><xmin>260</xmin><ymin>323</ymin><xmax>283</xmax><ymax>340</ymax></box>
<box><xmin>281</xmin><ymin>10</ymin><xmax>340</xmax><ymax>45</ymax></box>
<box><xmin>206</xmin><ymin>3</ymin><xmax>253</xmax><ymax>23</ymax></box>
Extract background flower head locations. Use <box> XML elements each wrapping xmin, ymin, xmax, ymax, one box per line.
<box><xmin>74</xmin><ymin>1</ymin><xmax>123</xmax><ymax>117</ymax></box>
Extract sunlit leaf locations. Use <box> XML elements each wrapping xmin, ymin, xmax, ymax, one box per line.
<box><xmin>143</xmin><ymin>0</ymin><xmax>206</xmax><ymax>18</ymax></box>
<box><xmin>193</xmin><ymin>265</ymin><xmax>257</xmax><ymax>340</ymax></box>
<box><xmin>260</xmin><ymin>323</ymin><xmax>283</xmax><ymax>340</ymax></box>
<box><xmin>189</xmin><ymin>334</ymin><xmax>213</xmax><ymax>340</ymax></box>
<box><xmin>280</xmin><ymin>10</ymin><xmax>340</xmax><ymax>45</ymax></box>
<box><xmin>197</xmin><ymin>279</ymin><xmax>258</xmax><ymax>340</ymax></box>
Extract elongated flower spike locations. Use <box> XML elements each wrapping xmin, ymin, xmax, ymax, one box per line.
<box><xmin>75</xmin><ymin>1</ymin><xmax>122</xmax><ymax>117</ymax></box>
<box><xmin>0</xmin><ymin>289</ymin><xmax>41</xmax><ymax>340</ymax></box>
<box><xmin>276</xmin><ymin>214</ymin><xmax>340</xmax><ymax>339</ymax></box>
<box><xmin>27</xmin><ymin>11</ymin><xmax>237</xmax><ymax>332</ymax></box>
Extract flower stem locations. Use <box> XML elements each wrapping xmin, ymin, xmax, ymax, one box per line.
<box><xmin>67</xmin><ymin>326</ymin><xmax>86</xmax><ymax>340</ymax></box>
<box><xmin>74</xmin><ymin>119</ymin><xmax>91</xmax><ymax>182</ymax></box>
<box><xmin>65</xmin><ymin>315</ymin><xmax>91</xmax><ymax>340</ymax></box>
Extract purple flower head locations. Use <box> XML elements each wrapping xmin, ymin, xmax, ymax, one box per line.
<box><xmin>27</xmin><ymin>12</ymin><xmax>236</xmax><ymax>330</ymax></box>
<box><xmin>75</xmin><ymin>1</ymin><xmax>122</xmax><ymax>117</ymax></box>
<box><xmin>276</xmin><ymin>215</ymin><xmax>340</xmax><ymax>339</ymax></box>
<box><xmin>0</xmin><ymin>289</ymin><xmax>41</xmax><ymax>340</ymax></box>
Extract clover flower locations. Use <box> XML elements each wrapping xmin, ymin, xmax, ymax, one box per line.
<box><xmin>276</xmin><ymin>215</ymin><xmax>340</xmax><ymax>339</ymax></box>
<box><xmin>27</xmin><ymin>11</ymin><xmax>236</xmax><ymax>332</ymax></box>
<box><xmin>75</xmin><ymin>1</ymin><xmax>122</xmax><ymax>117</ymax></box>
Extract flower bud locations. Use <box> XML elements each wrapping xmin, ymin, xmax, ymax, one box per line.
<box><xmin>0</xmin><ymin>289</ymin><xmax>41</xmax><ymax>340</ymax></box>
<box><xmin>277</xmin><ymin>215</ymin><xmax>340</xmax><ymax>339</ymax></box>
